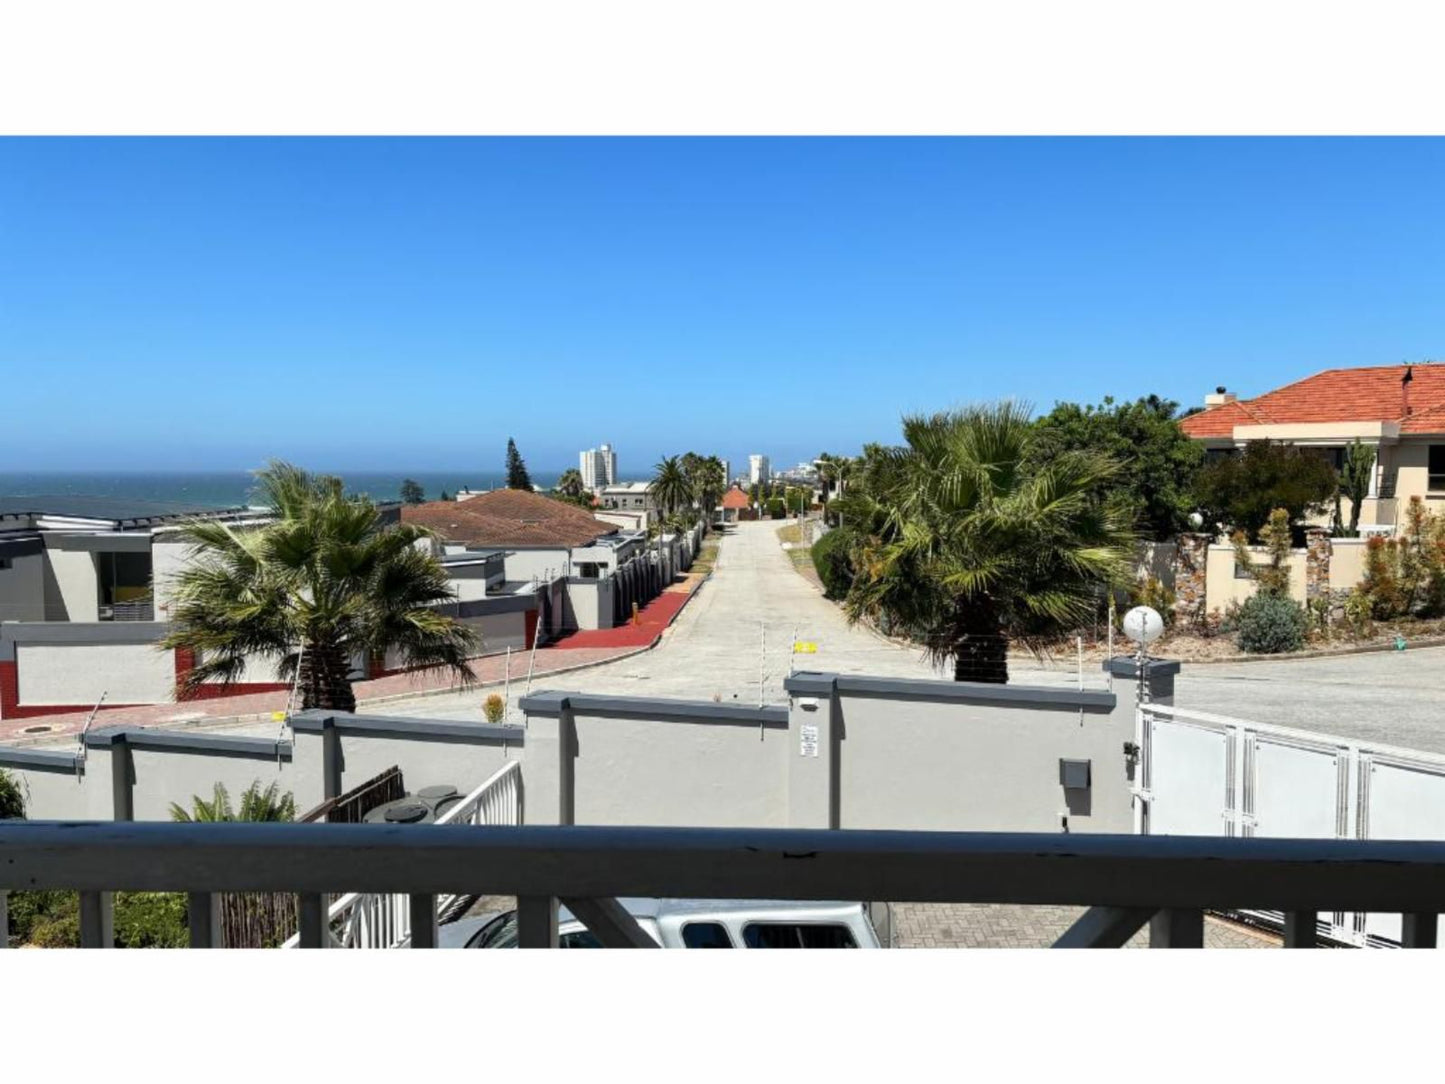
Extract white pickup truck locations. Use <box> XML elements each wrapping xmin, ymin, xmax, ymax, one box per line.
<box><xmin>439</xmin><ymin>898</ymin><xmax>891</xmax><ymax>948</ymax></box>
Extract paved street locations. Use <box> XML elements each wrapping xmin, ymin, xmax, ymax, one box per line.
<box><xmin>382</xmin><ymin>520</ymin><xmax>1445</xmax><ymax>756</ymax></box>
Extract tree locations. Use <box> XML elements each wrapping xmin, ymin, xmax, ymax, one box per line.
<box><xmin>439</xmin><ymin>489</ymin><xmax>451</xmax><ymax>502</ymax></box>
<box><xmin>1194</xmin><ymin>441</ymin><xmax>1338</xmax><ymax>540</ymax></box>
<box><xmin>170</xmin><ymin>780</ymin><xmax>296</xmax><ymax>822</ymax></box>
<box><xmin>834</xmin><ymin>402</ymin><xmax>1133</xmax><ymax>684</ymax></box>
<box><xmin>399</xmin><ymin>478</ymin><xmax>426</xmax><ymax>505</ymax></box>
<box><xmin>505</xmin><ymin>438</ymin><xmax>533</xmax><ymax>491</ymax></box>
<box><xmin>1230</xmin><ymin>507</ymin><xmax>1293</xmax><ymax>597</ymax></box>
<box><xmin>0</xmin><ymin>768</ymin><xmax>23</xmax><ymax>819</ymax></box>
<box><xmin>557</xmin><ymin>468</ymin><xmax>586</xmax><ymax>498</ymax></box>
<box><xmin>1030</xmin><ymin>395</ymin><xmax>1204</xmax><ymax>539</ymax></box>
<box><xmin>651</xmin><ymin>455</ymin><xmax>694</xmax><ymax>516</ymax></box>
<box><xmin>1332</xmin><ymin>439</ymin><xmax>1376</xmax><ymax>537</ymax></box>
<box><xmin>160</xmin><ymin>461</ymin><xmax>478</xmax><ymax>713</ymax></box>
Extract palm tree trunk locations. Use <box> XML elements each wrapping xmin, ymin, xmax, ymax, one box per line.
<box><xmin>949</xmin><ymin>603</ymin><xmax>1009</xmax><ymax>684</ymax></box>
<box><xmin>300</xmin><ymin>638</ymin><xmax>357</xmax><ymax>712</ymax></box>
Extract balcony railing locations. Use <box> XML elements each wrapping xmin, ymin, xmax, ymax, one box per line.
<box><xmin>2</xmin><ymin>826</ymin><xmax>1443</xmax><ymax>948</ymax></box>
<box><xmin>278</xmin><ymin>760</ymin><xmax>522</xmax><ymax>948</ymax></box>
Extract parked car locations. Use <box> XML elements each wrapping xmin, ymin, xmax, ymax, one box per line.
<box><xmin>438</xmin><ymin>898</ymin><xmax>889</xmax><ymax>948</ymax></box>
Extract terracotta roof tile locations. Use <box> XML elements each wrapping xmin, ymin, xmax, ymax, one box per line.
<box><xmin>720</xmin><ymin>488</ymin><xmax>752</xmax><ymax>509</ymax></box>
<box><xmin>1179</xmin><ymin>364</ymin><xmax>1445</xmax><ymax>439</ymax></box>
<box><xmin>402</xmin><ymin>490</ymin><xmax>617</xmax><ymax>548</ymax></box>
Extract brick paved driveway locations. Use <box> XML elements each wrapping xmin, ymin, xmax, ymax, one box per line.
<box><xmin>892</xmin><ymin>903</ymin><xmax>1279</xmax><ymax>948</ymax></box>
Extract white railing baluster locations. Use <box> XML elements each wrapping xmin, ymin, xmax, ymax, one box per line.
<box><xmin>280</xmin><ymin>760</ymin><xmax>522</xmax><ymax>948</ymax></box>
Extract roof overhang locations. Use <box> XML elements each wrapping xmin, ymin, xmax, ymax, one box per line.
<box><xmin>1231</xmin><ymin>420</ymin><xmax>1401</xmax><ymax>445</ymax></box>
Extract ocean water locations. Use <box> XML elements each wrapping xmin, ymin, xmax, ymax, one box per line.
<box><xmin>0</xmin><ymin>470</ymin><xmax>564</xmax><ymax>510</ymax></box>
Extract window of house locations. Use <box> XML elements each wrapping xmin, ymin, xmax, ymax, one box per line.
<box><xmin>1302</xmin><ymin>446</ymin><xmax>1345</xmax><ymax>471</ymax></box>
<box><xmin>741</xmin><ymin>923</ymin><xmax>857</xmax><ymax>948</ymax></box>
<box><xmin>681</xmin><ymin>922</ymin><xmax>734</xmax><ymax>948</ymax></box>
<box><xmin>1430</xmin><ymin>445</ymin><xmax>1445</xmax><ymax>493</ymax></box>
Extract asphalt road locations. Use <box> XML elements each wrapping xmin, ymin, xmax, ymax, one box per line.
<box><xmin>381</xmin><ymin>519</ymin><xmax>1445</xmax><ymax>755</ymax></box>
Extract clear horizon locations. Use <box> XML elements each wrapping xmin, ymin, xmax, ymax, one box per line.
<box><xmin>5</xmin><ymin>137</ymin><xmax>1445</xmax><ymax>473</ymax></box>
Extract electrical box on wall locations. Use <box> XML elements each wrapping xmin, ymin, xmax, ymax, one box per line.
<box><xmin>1058</xmin><ymin>758</ymin><xmax>1091</xmax><ymax>789</ymax></box>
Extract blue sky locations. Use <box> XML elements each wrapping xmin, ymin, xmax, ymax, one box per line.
<box><xmin>3</xmin><ymin>137</ymin><xmax>1444</xmax><ymax>476</ymax></box>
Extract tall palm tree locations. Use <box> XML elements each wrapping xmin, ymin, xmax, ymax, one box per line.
<box><xmin>161</xmin><ymin>461</ymin><xmax>478</xmax><ymax>712</ymax></box>
<box><xmin>651</xmin><ymin>455</ymin><xmax>695</xmax><ymax>517</ymax></box>
<box><xmin>556</xmin><ymin>468</ymin><xmax>586</xmax><ymax>499</ymax></box>
<box><xmin>836</xmin><ymin>403</ymin><xmax>1133</xmax><ymax>684</ymax></box>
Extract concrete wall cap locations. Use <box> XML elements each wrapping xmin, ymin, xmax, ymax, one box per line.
<box><xmin>82</xmin><ymin>726</ymin><xmax>293</xmax><ymax>760</ymax></box>
<box><xmin>292</xmin><ymin>711</ymin><xmax>524</xmax><ymax>744</ymax></box>
<box><xmin>0</xmin><ymin>745</ymin><xmax>84</xmax><ymax>772</ymax></box>
<box><xmin>521</xmin><ymin>691</ymin><xmax>787</xmax><ymax>727</ymax></box>
<box><xmin>788</xmin><ymin>671</ymin><xmax>1116</xmax><ymax>713</ymax></box>
<box><xmin>1102</xmin><ymin>657</ymin><xmax>1182</xmax><ymax>679</ymax></box>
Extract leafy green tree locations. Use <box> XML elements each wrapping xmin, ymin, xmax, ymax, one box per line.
<box><xmin>1194</xmin><ymin>441</ymin><xmax>1338</xmax><ymax>540</ymax></box>
<box><xmin>399</xmin><ymin>478</ymin><xmax>426</xmax><ymax>505</ymax></box>
<box><xmin>651</xmin><ymin>455</ymin><xmax>694</xmax><ymax>517</ymax></box>
<box><xmin>1030</xmin><ymin>395</ymin><xmax>1204</xmax><ymax>539</ymax></box>
<box><xmin>439</xmin><ymin>489</ymin><xmax>451</xmax><ymax>502</ymax></box>
<box><xmin>505</xmin><ymin>438</ymin><xmax>534</xmax><ymax>491</ymax></box>
<box><xmin>1332</xmin><ymin>439</ymin><xmax>1377</xmax><ymax>537</ymax></box>
<box><xmin>835</xmin><ymin>402</ymin><xmax>1133</xmax><ymax>684</ymax></box>
<box><xmin>170</xmin><ymin>780</ymin><xmax>297</xmax><ymax>822</ymax></box>
<box><xmin>160</xmin><ymin>461</ymin><xmax>477</xmax><ymax>713</ymax></box>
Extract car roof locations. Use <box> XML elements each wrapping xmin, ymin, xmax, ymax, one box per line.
<box><xmin>555</xmin><ymin>898</ymin><xmax>863</xmax><ymax>923</ymax></box>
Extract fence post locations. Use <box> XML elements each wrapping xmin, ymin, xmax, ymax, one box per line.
<box><xmin>321</xmin><ymin>717</ymin><xmax>342</xmax><ymax>800</ymax></box>
<box><xmin>518</xmin><ymin>691</ymin><xmax>574</xmax><ymax>825</ymax></box>
<box><xmin>784</xmin><ymin>672</ymin><xmax>839</xmax><ymax>829</ymax></box>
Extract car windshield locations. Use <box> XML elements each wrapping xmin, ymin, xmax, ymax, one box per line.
<box><xmin>468</xmin><ymin>912</ymin><xmax>601</xmax><ymax>948</ymax></box>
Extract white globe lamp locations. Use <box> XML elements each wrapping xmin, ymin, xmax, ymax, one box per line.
<box><xmin>1188</xmin><ymin>511</ymin><xmax>1204</xmax><ymax>529</ymax></box>
<box><xmin>1122</xmin><ymin>605</ymin><xmax>1164</xmax><ymax>652</ymax></box>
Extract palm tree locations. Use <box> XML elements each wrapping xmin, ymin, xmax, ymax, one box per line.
<box><xmin>835</xmin><ymin>403</ymin><xmax>1133</xmax><ymax>684</ymax></box>
<box><xmin>170</xmin><ymin>780</ymin><xmax>296</xmax><ymax>822</ymax></box>
<box><xmin>161</xmin><ymin>461</ymin><xmax>478</xmax><ymax>713</ymax></box>
<box><xmin>651</xmin><ymin>455</ymin><xmax>695</xmax><ymax>517</ymax></box>
<box><xmin>557</xmin><ymin>468</ymin><xmax>586</xmax><ymax>499</ymax></box>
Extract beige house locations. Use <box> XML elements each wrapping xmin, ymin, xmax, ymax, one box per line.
<box><xmin>1181</xmin><ymin>363</ymin><xmax>1445</xmax><ymax>534</ymax></box>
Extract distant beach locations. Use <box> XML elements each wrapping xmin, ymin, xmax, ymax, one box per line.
<box><xmin>0</xmin><ymin>470</ymin><xmax>564</xmax><ymax>510</ymax></box>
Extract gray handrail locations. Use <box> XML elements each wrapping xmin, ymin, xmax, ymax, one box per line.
<box><xmin>4</xmin><ymin>824</ymin><xmax>1445</xmax><ymax>914</ymax></box>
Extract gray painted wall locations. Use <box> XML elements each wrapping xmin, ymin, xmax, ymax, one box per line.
<box><xmin>0</xmin><ymin>547</ymin><xmax>47</xmax><ymax>622</ymax></box>
<box><xmin>43</xmin><ymin>542</ymin><xmax>98</xmax><ymax>621</ymax></box>
<box><xmin>4</xmin><ymin>670</ymin><xmax>1140</xmax><ymax>838</ymax></box>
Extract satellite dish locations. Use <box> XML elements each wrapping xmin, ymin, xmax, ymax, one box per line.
<box><xmin>1122</xmin><ymin>605</ymin><xmax>1164</xmax><ymax>647</ymax></box>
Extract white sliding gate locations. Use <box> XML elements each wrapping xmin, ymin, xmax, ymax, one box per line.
<box><xmin>1138</xmin><ymin>703</ymin><xmax>1445</xmax><ymax>947</ymax></box>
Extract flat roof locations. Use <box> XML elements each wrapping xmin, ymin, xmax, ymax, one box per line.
<box><xmin>0</xmin><ymin>495</ymin><xmax>251</xmax><ymax>525</ymax></box>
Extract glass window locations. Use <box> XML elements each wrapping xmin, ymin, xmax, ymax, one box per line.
<box><xmin>742</xmin><ymin>923</ymin><xmax>857</xmax><ymax>948</ymax></box>
<box><xmin>681</xmin><ymin>922</ymin><xmax>734</xmax><ymax>948</ymax></box>
<box><xmin>1429</xmin><ymin>445</ymin><xmax>1445</xmax><ymax>493</ymax></box>
<box><xmin>559</xmin><ymin>929</ymin><xmax>602</xmax><ymax>948</ymax></box>
<box><xmin>467</xmin><ymin>912</ymin><xmax>601</xmax><ymax>948</ymax></box>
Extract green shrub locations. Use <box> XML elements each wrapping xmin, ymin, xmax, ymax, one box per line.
<box><xmin>483</xmin><ymin>693</ymin><xmax>506</xmax><ymax>723</ymax></box>
<box><xmin>1128</xmin><ymin>576</ymin><xmax>1175</xmax><ymax>626</ymax></box>
<box><xmin>9</xmin><ymin>890</ymin><xmax>188</xmax><ymax>948</ymax></box>
<box><xmin>811</xmin><ymin>528</ymin><xmax>856</xmax><ymax>600</ymax></box>
<box><xmin>1343</xmin><ymin>588</ymin><xmax>1374</xmax><ymax>640</ymax></box>
<box><xmin>766</xmin><ymin>497</ymin><xmax>787</xmax><ymax>519</ymax></box>
<box><xmin>0</xmin><ymin>768</ymin><xmax>23</xmax><ymax>820</ymax></box>
<box><xmin>1234</xmin><ymin>592</ymin><xmax>1308</xmax><ymax>654</ymax></box>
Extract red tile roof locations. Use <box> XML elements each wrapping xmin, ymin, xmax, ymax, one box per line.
<box><xmin>720</xmin><ymin>487</ymin><xmax>751</xmax><ymax>510</ymax></box>
<box><xmin>1180</xmin><ymin>364</ymin><xmax>1445</xmax><ymax>439</ymax></box>
<box><xmin>402</xmin><ymin>490</ymin><xmax>617</xmax><ymax>548</ymax></box>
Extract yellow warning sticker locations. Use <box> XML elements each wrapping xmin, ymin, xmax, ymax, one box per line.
<box><xmin>793</xmin><ymin>641</ymin><xmax>817</xmax><ymax>654</ymax></box>
<box><xmin>271</xmin><ymin>711</ymin><xmax>288</xmax><ymax>722</ymax></box>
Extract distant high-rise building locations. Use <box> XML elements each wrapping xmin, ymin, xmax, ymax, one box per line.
<box><xmin>748</xmin><ymin>454</ymin><xmax>771</xmax><ymax>485</ymax></box>
<box><xmin>579</xmin><ymin>443</ymin><xmax>618</xmax><ymax>491</ymax></box>
<box><xmin>721</xmin><ymin>459</ymin><xmax>731</xmax><ymax>487</ymax></box>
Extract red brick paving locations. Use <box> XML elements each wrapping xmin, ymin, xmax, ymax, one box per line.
<box><xmin>548</xmin><ymin>589</ymin><xmax>691</xmax><ymax>649</ymax></box>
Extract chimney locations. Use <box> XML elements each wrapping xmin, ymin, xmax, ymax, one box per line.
<box><xmin>1403</xmin><ymin>365</ymin><xmax>1414</xmax><ymax>416</ymax></box>
<box><xmin>1204</xmin><ymin>385</ymin><xmax>1238</xmax><ymax>408</ymax></box>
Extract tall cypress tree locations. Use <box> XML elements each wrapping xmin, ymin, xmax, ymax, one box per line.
<box><xmin>505</xmin><ymin>438</ymin><xmax>534</xmax><ymax>491</ymax></box>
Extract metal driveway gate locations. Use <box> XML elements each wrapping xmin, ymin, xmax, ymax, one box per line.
<box><xmin>1138</xmin><ymin>703</ymin><xmax>1445</xmax><ymax>947</ymax></box>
